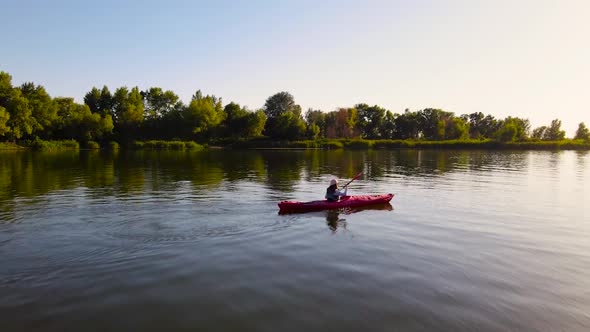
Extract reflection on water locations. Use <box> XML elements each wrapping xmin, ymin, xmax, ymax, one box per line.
<box><xmin>1</xmin><ymin>149</ymin><xmax>590</xmax><ymax>331</ymax></box>
<box><xmin>325</xmin><ymin>204</ymin><xmax>393</xmax><ymax>232</ymax></box>
<box><xmin>0</xmin><ymin>149</ymin><xmax>532</xmax><ymax>203</ymax></box>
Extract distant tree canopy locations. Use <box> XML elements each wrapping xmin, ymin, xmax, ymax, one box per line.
<box><xmin>0</xmin><ymin>70</ymin><xmax>586</xmax><ymax>144</ymax></box>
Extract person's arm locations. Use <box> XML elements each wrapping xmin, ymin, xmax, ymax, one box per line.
<box><xmin>336</xmin><ymin>187</ymin><xmax>348</xmax><ymax>196</ymax></box>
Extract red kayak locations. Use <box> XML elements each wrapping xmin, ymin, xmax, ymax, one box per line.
<box><xmin>278</xmin><ymin>193</ymin><xmax>394</xmax><ymax>212</ymax></box>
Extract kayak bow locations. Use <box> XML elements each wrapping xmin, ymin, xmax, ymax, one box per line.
<box><xmin>278</xmin><ymin>193</ymin><xmax>394</xmax><ymax>212</ymax></box>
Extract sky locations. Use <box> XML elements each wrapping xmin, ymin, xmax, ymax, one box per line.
<box><xmin>2</xmin><ymin>0</ymin><xmax>589</xmax><ymax>135</ymax></box>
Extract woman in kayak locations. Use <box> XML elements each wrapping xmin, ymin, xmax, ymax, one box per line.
<box><xmin>325</xmin><ymin>179</ymin><xmax>348</xmax><ymax>202</ymax></box>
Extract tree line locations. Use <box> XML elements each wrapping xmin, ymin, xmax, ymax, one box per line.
<box><xmin>1</xmin><ymin>71</ymin><xmax>589</xmax><ymax>144</ymax></box>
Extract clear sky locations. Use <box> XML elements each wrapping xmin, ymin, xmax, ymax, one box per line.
<box><xmin>2</xmin><ymin>0</ymin><xmax>589</xmax><ymax>135</ymax></box>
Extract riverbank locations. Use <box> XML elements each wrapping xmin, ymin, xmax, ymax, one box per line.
<box><xmin>223</xmin><ymin>138</ymin><xmax>590</xmax><ymax>150</ymax></box>
<box><xmin>1</xmin><ymin>138</ymin><xmax>589</xmax><ymax>151</ymax></box>
<box><xmin>0</xmin><ymin>140</ymin><xmax>205</xmax><ymax>151</ymax></box>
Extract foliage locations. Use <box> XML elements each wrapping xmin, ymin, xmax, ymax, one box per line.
<box><xmin>183</xmin><ymin>90</ymin><xmax>225</xmax><ymax>139</ymax></box>
<box><xmin>142</xmin><ymin>87</ymin><xmax>179</xmax><ymax>119</ymax></box>
<box><xmin>53</xmin><ymin>98</ymin><xmax>113</xmax><ymax>141</ymax></box>
<box><xmin>0</xmin><ymin>70</ymin><xmax>587</xmax><ymax>149</ymax></box>
<box><xmin>263</xmin><ymin>91</ymin><xmax>300</xmax><ymax>118</ymax></box>
<box><xmin>531</xmin><ymin>126</ymin><xmax>547</xmax><ymax>140</ymax></box>
<box><xmin>325</xmin><ymin>108</ymin><xmax>358</xmax><ymax>139</ymax></box>
<box><xmin>544</xmin><ymin>119</ymin><xmax>565</xmax><ymax>141</ymax></box>
<box><xmin>83</xmin><ymin>141</ymin><xmax>100</xmax><ymax>149</ymax></box>
<box><xmin>0</xmin><ymin>106</ymin><xmax>10</xmax><ymax>138</ymax></box>
<box><xmin>222</xmin><ymin>102</ymin><xmax>266</xmax><ymax>138</ymax></box>
<box><xmin>109</xmin><ymin>141</ymin><xmax>120</xmax><ymax>150</ymax></box>
<box><xmin>129</xmin><ymin>140</ymin><xmax>203</xmax><ymax>150</ymax></box>
<box><xmin>26</xmin><ymin>138</ymin><xmax>79</xmax><ymax>151</ymax></box>
<box><xmin>356</xmin><ymin>103</ymin><xmax>386</xmax><ymax>139</ymax></box>
<box><xmin>574</xmin><ymin>122</ymin><xmax>590</xmax><ymax>141</ymax></box>
<box><xmin>114</xmin><ymin>86</ymin><xmax>144</xmax><ymax>129</ymax></box>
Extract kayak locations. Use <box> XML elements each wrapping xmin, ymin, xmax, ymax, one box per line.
<box><xmin>278</xmin><ymin>193</ymin><xmax>394</xmax><ymax>212</ymax></box>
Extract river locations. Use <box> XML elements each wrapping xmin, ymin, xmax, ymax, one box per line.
<box><xmin>1</xmin><ymin>149</ymin><xmax>589</xmax><ymax>331</ymax></box>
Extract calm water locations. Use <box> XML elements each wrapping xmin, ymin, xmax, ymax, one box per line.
<box><xmin>1</xmin><ymin>149</ymin><xmax>589</xmax><ymax>331</ymax></box>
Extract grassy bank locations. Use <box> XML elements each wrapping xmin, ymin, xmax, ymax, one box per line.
<box><xmin>2</xmin><ymin>138</ymin><xmax>588</xmax><ymax>151</ymax></box>
<box><xmin>129</xmin><ymin>140</ymin><xmax>205</xmax><ymax>150</ymax></box>
<box><xmin>0</xmin><ymin>142</ymin><xmax>26</xmax><ymax>150</ymax></box>
<box><xmin>223</xmin><ymin>138</ymin><xmax>590</xmax><ymax>150</ymax></box>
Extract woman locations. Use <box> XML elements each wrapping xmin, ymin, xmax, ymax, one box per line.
<box><xmin>325</xmin><ymin>179</ymin><xmax>348</xmax><ymax>202</ymax></box>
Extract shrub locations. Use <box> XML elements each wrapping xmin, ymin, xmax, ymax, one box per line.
<box><xmin>83</xmin><ymin>141</ymin><xmax>100</xmax><ymax>149</ymax></box>
<box><xmin>109</xmin><ymin>141</ymin><xmax>120</xmax><ymax>150</ymax></box>
<box><xmin>184</xmin><ymin>141</ymin><xmax>203</xmax><ymax>150</ymax></box>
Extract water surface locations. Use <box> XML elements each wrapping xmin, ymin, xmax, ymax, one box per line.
<box><xmin>1</xmin><ymin>149</ymin><xmax>589</xmax><ymax>331</ymax></box>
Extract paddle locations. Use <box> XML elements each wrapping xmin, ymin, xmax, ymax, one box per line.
<box><xmin>342</xmin><ymin>172</ymin><xmax>362</xmax><ymax>189</ymax></box>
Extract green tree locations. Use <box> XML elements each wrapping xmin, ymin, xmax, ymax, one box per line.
<box><xmin>325</xmin><ymin>108</ymin><xmax>358</xmax><ymax>139</ymax></box>
<box><xmin>416</xmin><ymin>108</ymin><xmax>455</xmax><ymax>140</ymax></box>
<box><xmin>496</xmin><ymin>122</ymin><xmax>518</xmax><ymax>142</ymax></box>
<box><xmin>263</xmin><ymin>92</ymin><xmax>304</xmax><ymax>139</ymax></box>
<box><xmin>0</xmin><ymin>106</ymin><xmax>10</xmax><ymax>138</ymax></box>
<box><xmin>466</xmin><ymin>112</ymin><xmax>499</xmax><ymax>139</ymax></box>
<box><xmin>380</xmin><ymin>111</ymin><xmax>396</xmax><ymax>139</ymax></box>
<box><xmin>245</xmin><ymin>110</ymin><xmax>266</xmax><ymax>137</ymax></box>
<box><xmin>496</xmin><ymin>117</ymin><xmax>530</xmax><ymax>141</ymax></box>
<box><xmin>445</xmin><ymin>117</ymin><xmax>469</xmax><ymax>140</ymax></box>
<box><xmin>222</xmin><ymin>102</ymin><xmax>265</xmax><ymax>138</ymax></box>
<box><xmin>269</xmin><ymin>111</ymin><xmax>306</xmax><ymax>139</ymax></box>
<box><xmin>183</xmin><ymin>90</ymin><xmax>225</xmax><ymax>139</ymax></box>
<box><xmin>264</xmin><ymin>91</ymin><xmax>299</xmax><ymax>118</ymax></box>
<box><xmin>5</xmin><ymin>89</ymin><xmax>34</xmax><ymax>140</ymax></box>
<box><xmin>0</xmin><ymin>72</ymin><xmax>13</xmax><ymax>106</ymax></box>
<box><xmin>99</xmin><ymin>86</ymin><xmax>113</xmax><ymax>117</ymax></box>
<box><xmin>574</xmin><ymin>122</ymin><xmax>589</xmax><ymax>141</ymax></box>
<box><xmin>305</xmin><ymin>109</ymin><xmax>326</xmax><ymax>138</ymax></box>
<box><xmin>54</xmin><ymin>97</ymin><xmax>113</xmax><ymax>141</ymax></box>
<box><xmin>142</xmin><ymin>87</ymin><xmax>179</xmax><ymax>119</ymax></box>
<box><xmin>531</xmin><ymin>126</ymin><xmax>547</xmax><ymax>140</ymax></box>
<box><xmin>356</xmin><ymin>103</ymin><xmax>386</xmax><ymax>139</ymax></box>
<box><xmin>113</xmin><ymin>87</ymin><xmax>144</xmax><ymax>139</ymax></box>
<box><xmin>19</xmin><ymin>82</ymin><xmax>57</xmax><ymax>137</ymax></box>
<box><xmin>393</xmin><ymin>109</ymin><xmax>419</xmax><ymax>139</ymax></box>
<box><xmin>84</xmin><ymin>87</ymin><xmax>101</xmax><ymax>113</ymax></box>
<box><xmin>544</xmin><ymin>119</ymin><xmax>565</xmax><ymax>141</ymax></box>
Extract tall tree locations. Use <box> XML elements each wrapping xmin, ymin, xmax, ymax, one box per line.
<box><xmin>574</xmin><ymin>122</ymin><xmax>589</xmax><ymax>141</ymax></box>
<box><xmin>263</xmin><ymin>92</ymin><xmax>304</xmax><ymax>139</ymax></box>
<box><xmin>544</xmin><ymin>119</ymin><xmax>565</xmax><ymax>141</ymax></box>
<box><xmin>305</xmin><ymin>109</ymin><xmax>326</xmax><ymax>138</ymax></box>
<box><xmin>0</xmin><ymin>72</ymin><xmax>13</xmax><ymax>107</ymax></box>
<box><xmin>325</xmin><ymin>108</ymin><xmax>357</xmax><ymax>139</ymax></box>
<box><xmin>5</xmin><ymin>89</ymin><xmax>34</xmax><ymax>140</ymax></box>
<box><xmin>98</xmin><ymin>86</ymin><xmax>113</xmax><ymax>117</ymax></box>
<box><xmin>19</xmin><ymin>82</ymin><xmax>57</xmax><ymax>137</ymax></box>
<box><xmin>113</xmin><ymin>86</ymin><xmax>144</xmax><ymax>128</ymax></box>
<box><xmin>531</xmin><ymin>126</ymin><xmax>548</xmax><ymax>140</ymax></box>
<box><xmin>416</xmin><ymin>108</ymin><xmax>455</xmax><ymax>140</ymax></box>
<box><xmin>495</xmin><ymin>117</ymin><xmax>530</xmax><ymax>141</ymax></box>
<box><xmin>142</xmin><ymin>87</ymin><xmax>179</xmax><ymax>119</ymax></box>
<box><xmin>183</xmin><ymin>90</ymin><xmax>225</xmax><ymax>139</ymax></box>
<box><xmin>0</xmin><ymin>106</ymin><xmax>10</xmax><ymax>138</ymax></box>
<box><xmin>355</xmin><ymin>103</ymin><xmax>386</xmax><ymax>139</ymax></box>
<box><xmin>393</xmin><ymin>109</ymin><xmax>420</xmax><ymax>139</ymax></box>
<box><xmin>53</xmin><ymin>97</ymin><xmax>113</xmax><ymax>141</ymax></box>
<box><xmin>264</xmin><ymin>91</ymin><xmax>298</xmax><ymax>118</ymax></box>
<box><xmin>466</xmin><ymin>112</ymin><xmax>499</xmax><ymax>139</ymax></box>
<box><xmin>84</xmin><ymin>87</ymin><xmax>101</xmax><ymax>113</ymax></box>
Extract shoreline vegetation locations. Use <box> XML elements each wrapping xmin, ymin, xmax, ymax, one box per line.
<box><xmin>1</xmin><ymin>71</ymin><xmax>589</xmax><ymax>152</ymax></box>
<box><xmin>1</xmin><ymin>138</ymin><xmax>588</xmax><ymax>151</ymax></box>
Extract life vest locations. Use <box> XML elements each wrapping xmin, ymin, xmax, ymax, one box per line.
<box><xmin>325</xmin><ymin>185</ymin><xmax>339</xmax><ymax>201</ymax></box>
